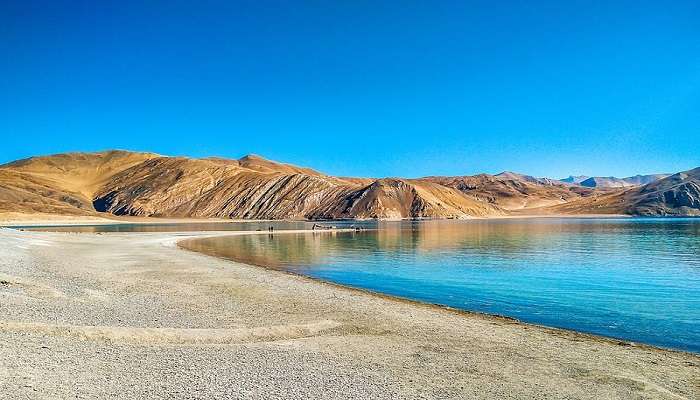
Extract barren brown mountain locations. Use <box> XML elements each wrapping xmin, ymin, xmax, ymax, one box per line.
<box><xmin>0</xmin><ymin>151</ymin><xmax>158</xmax><ymax>217</ymax></box>
<box><xmin>93</xmin><ymin>156</ymin><xmax>501</xmax><ymax>219</ymax></box>
<box><xmin>1</xmin><ymin>150</ymin><xmax>698</xmax><ymax>220</ymax></box>
<box><xmin>542</xmin><ymin>168</ymin><xmax>700</xmax><ymax>216</ymax></box>
<box><xmin>423</xmin><ymin>173</ymin><xmax>597</xmax><ymax>210</ymax></box>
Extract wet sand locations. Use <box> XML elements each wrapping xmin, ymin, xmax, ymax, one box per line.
<box><xmin>0</xmin><ymin>228</ymin><xmax>697</xmax><ymax>399</ymax></box>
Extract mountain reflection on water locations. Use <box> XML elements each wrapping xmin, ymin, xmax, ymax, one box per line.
<box><xmin>182</xmin><ymin>218</ymin><xmax>700</xmax><ymax>353</ymax></box>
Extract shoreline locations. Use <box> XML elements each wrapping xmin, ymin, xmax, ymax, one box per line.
<box><xmin>177</xmin><ymin>231</ymin><xmax>693</xmax><ymax>356</ymax></box>
<box><xmin>0</xmin><ymin>212</ymin><xmax>643</xmax><ymax>228</ymax></box>
<box><xmin>3</xmin><ymin>219</ymin><xmax>697</xmax><ymax>355</ymax></box>
<box><xmin>0</xmin><ymin>228</ymin><xmax>698</xmax><ymax>398</ymax></box>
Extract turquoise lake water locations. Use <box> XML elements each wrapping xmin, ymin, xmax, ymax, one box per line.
<box><xmin>181</xmin><ymin>218</ymin><xmax>700</xmax><ymax>353</ymax></box>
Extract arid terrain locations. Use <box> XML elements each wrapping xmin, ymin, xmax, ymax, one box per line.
<box><xmin>1</xmin><ymin>150</ymin><xmax>698</xmax><ymax>221</ymax></box>
<box><xmin>1</xmin><ymin>152</ymin><xmax>698</xmax><ymax>399</ymax></box>
<box><xmin>0</xmin><ymin>228</ymin><xmax>698</xmax><ymax>399</ymax></box>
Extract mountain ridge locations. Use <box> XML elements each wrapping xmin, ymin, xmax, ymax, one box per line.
<box><xmin>1</xmin><ymin>151</ymin><xmax>698</xmax><ymax>220</ymax></box>
<box><xmin>559</xmin><ymin>173</ymin><xmax>670</xmax><ymax>188</ymax></box>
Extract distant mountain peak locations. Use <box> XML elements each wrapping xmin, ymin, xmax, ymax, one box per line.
<box><xmin>573</xmin><ymin>173</ymin><xmax>671</xmax><ymax>188</ymax></box>
<box><xmin>558</xmin><ymin>172</ymin><xmax>672</xmax><ymax>188</ymax></box>
<box><xmin>560</xmin><ymin>175</ymin><xmax>589</xmax><ymax>184</ymax></box>
<box><xmin>238</xmin><ymin>154</ymin><xmax>266</xmax><ymax>162</ymax></box>
<box><xmin>495</xmin><ymin>171</ymin><xmax>529</xmax><ymax>180</ymax></box>
<box><xmin>494</xmin><ymin>171</ymin><xmax>552</xmax><ymax>185</ymax></box>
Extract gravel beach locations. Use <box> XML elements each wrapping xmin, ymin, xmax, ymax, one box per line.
<box><xmin>0</xmin><ymin>228</ymin><xmax>698</xmax><ymax>399</ymax></box>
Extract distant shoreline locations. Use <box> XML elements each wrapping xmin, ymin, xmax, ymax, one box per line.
<box><xmin>0</xmin><ymin>212</ymin><xmax>642</xmax><ymax>228</ymax></box>
<box><xmin>177</xmin><ymin>229</ymin><xmax>696</xmax><ymax>356</ymax></box>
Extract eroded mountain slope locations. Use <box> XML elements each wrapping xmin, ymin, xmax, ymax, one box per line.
<box><xmin>307</xmin><ymin>178</ymin><xmax>502</xmax><ymax>219</ymax></box>
<box><xmin>628</xmin><ymin>168</ymin><xmax>700</xmax><ymax>216</ymax></box>
<box><xmin>534</xmin><ymin>168</ymin><xmax>700</xmax><ymax>216</ymax></box>
<box><xmin>94</xmin><ymin>158</ymin><xmax>502</xmax><ymax>219</ymax></box>
<box><xmin>93</xmin><ymin>157</ymin><xmax>354</xmax><ymax>219</ymax></box>
<box><xmin>423</xmin><ymin>174</ymin><xmax>596</xmax><ymax>210</ymax></box>
<box><xmin>0</xmin><ymin>150</ymin><xmax>159</xmax><ymax>216</ymax></box>
<box><xmin>1</xmin><ymin>150</ymin><xmax>698</xmax><ymax>219</ymax></box>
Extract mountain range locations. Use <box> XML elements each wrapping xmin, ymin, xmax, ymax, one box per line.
<box><xmin>1</xmin><ymin>150</ymin><xmax>698</xmax><ymax>220</ymax></box>
<box><xmin>560</xmin><ymin>174</ymin><xmax>671</xmax><ymax>188</ymax></box>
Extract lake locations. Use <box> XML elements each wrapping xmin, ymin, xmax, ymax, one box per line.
<box><xmin>180</xmin><ymin>218</ymin><xmax>700</xmax><ymax>353</ymax></box>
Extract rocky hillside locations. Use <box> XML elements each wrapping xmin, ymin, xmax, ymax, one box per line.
<box><xmin>0</xmin><ymin>151</ymin><xmax>698</xmax><ymax>219</ymax></box>
<box><xmin>424</xmin><ymin>173</ymin><xmax>595</xmax><ymax>210</ymax></box>
<box><xmin>307</xmin><ymin>179</ymin><xmax>502</xmax><ymax>220</ymax></box>
<box><xmin>93</xmin><ymin>156</ymin><xmax>353</xmax><ymax>219</ymax></box>
<box><xmin>538</xmin><ymin>168</ymin><xmax>700</xmax><ymax>216</ymax></box>
<box><xmin>92</xmin><ymin>156</ymin><xmax>502</xmax><ymax>220</ymax></box>
<box><xmin>0</xmin><ymin>151</ymin><xmax>158</xmax><ymax>216</ymax></box>
<box><xmin>627</xmin><ymin>168</ymin><xmax>700</xmax><ymax>216</ymax></box>
<box><xmin>0</xmin><ymin>151</ymin><xmax>501</xmax><ymax>220</ymax></box>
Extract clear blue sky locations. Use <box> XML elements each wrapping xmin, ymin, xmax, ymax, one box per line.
<box><xmin>1</xmin><ymin>1</ymin><xmax>698</xmax><ymax>179</ymax></box>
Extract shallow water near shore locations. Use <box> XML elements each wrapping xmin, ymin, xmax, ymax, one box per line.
<box><xmin>180</xmin><ymin>218</ymin><xmax>700</xmax><ymax>353</ymax></box>
<box><xmin>18</xmin><ymin>217</ymin><xmax>700</xmax><ymax>353</ymax></box>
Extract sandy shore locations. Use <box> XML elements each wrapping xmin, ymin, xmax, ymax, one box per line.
<box><xmin>0</xmin><ymin>212</ymin><xmax>633</xmax><ymax>227</ymax></box>
<box><xmin>0</xmin><ymin>213</ymin><xmax>258</xmax><ymax>227</ymax></box>
<box><xmin>0</xmin><ymin>228</ymin><xmax>697</xmax><ymax>399</ymax></box>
